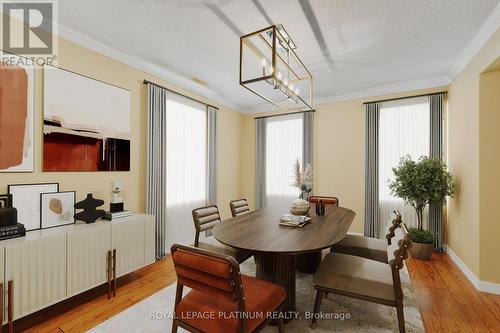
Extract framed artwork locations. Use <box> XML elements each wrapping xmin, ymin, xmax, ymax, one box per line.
<box><xmin>43</xmin><ymin>65</ymin><xmax>131</xmax><ymax>171</ymax></box>
<box><xmin>0</xmin><ymin>53</ymin><xmax>35</xmax><ymax>172</ymax></box>
<box><xmin>40</xmin><ymin>191</ymin><xmax>76</xmax><ymax>229</ymax></box>
<box><xmin>8</xmin><ymin>183</ymin><xmax>60</xmax><ymax>231</ymax></box>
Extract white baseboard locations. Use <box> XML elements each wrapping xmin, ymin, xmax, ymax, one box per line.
<box><xmin>443</xmin><ymin>244</ymin><xmax>500</xmax><ymax>295</ymax></box>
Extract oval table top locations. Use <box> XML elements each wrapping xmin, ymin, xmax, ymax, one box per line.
<box><xmin>212</xmin><ymin>205</ymin><xmax>355</xmax><ymax>255</ymax></box>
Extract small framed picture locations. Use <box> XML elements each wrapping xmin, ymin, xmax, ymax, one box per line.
<box><xmin>0</xmin><ymin>194</ymin><xmax>12</xmax><ymax>208</ymax></box>
<box><xmin>8</xmin><ymin>183</ymin><xmax>59</xmax><ymax>231</ymax></box>
<box><xmin>40</xmin><ymin>191</ymin><xmax>76</xmax><ymax>229</ymax></box>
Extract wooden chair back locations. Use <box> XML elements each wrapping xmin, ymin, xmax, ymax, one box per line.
<box><xmin>308</xmin><ymin>195</ymin><xmax>339</xmax><ymax>206</ymax></box>
<box><xmin>386</xmin><ymin>209</ymin><xmax>402</xmax><ymax>245</ymax></box>
<box><xmin>387</xmin><ymin>222</ymin><xmax>411</xmax><ymax>271</ymax></box>
<box><xmin>192</xmin><ymin>205</ymin><xmax>221</xmax><ymax>246</ymax></box>
<box><xmin>171</xmin><ymin>244</ymin><xmax>246</xmax><ymax>331</ymax></box>
<box><xmin>387</xmin><ymin>222</ymin><xmax>411</xmax><ymax>312</ymax></box>
<box><xmin>229</xmin><ymin>199</ymin><xmax>250</xmax><ymax>218</ymax></box>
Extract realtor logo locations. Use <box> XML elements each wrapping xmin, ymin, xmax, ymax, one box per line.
<box><xmin>1</xmin><ymin>1</ymin><xmax>57</xmax><ymax>56</ymax></box>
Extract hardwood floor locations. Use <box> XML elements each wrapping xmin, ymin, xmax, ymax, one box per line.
<box><xmin>9</xmin><ymin>252</ymin><xmax>500</xmax><ymax>332</ymax></box>
<box><xmin>407</xmin><ymin>252</ymin><xmax>500</xmax><ymax>332</ymax></box>
<box><xmin>8</xmin><ymin>257</ymin><xmax>176</xmax><ymax>333</ymax></box>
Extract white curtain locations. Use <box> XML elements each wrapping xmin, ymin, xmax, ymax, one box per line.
<box><xmin>165</xmin><ymin>94</ymin><xmax>207</xmax><ymax>248</ymax></box>
<box><xmin>266</xmin><ymin>114</ymin><xmax>303</xmax><ymax>208</ymax></box>
<box><xmin>379</xmin><ymin>96</ymin><xmax>430</xmax><ymax>236</ymax></box>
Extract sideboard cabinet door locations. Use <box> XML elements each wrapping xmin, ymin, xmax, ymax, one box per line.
<box><xmin>0</xmin><ymin>246</ymin><xmax>5</xmax><ymax>325</ymax></box>
<box><xmin>5</xmin><ymin>234</ymin><xmax>67</xmax><ymax>320</ymax></box>
<box><xmin>111</xmin><ymin>217</ymin><xmax>145</xmax><ymax>277</ymax></box>
<box><xmin>67</xmin><ymin>223</ymin><xmax>111</xmax><ymax>297</ymax></box>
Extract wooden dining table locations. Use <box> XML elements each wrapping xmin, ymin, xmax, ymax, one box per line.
<box><xmin>212</xmin><ymin>204</ymin><xmax>355</xmax><ymax>314</ymax></box>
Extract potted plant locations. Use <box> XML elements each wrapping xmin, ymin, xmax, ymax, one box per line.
<box><xmin>389</xmin><ymin>155</ymin><xmax>454</xmax><ymax>260</ymax></box>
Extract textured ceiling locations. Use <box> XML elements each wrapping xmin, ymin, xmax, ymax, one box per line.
<box><xmin>58</xmin><ymin>0</ymin><xmax>499</xmax><ymax>112</ymax></box>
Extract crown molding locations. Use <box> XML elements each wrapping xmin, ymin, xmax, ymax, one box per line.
<box><xmin>54</xmin><ymin>22</ymin><xmax>242</xmax><ymax>111</ymax></box>
<box><xmin>312</xmin><ymin>75</ymin><xmax>451</xmax><ymax>106</ymax></box>
<box><xmin>447</xmin><ymin>3</ymin><xmax>500</xmax><ymax>81</ymax></box>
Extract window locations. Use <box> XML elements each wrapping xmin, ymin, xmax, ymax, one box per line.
<box><xmin>378</xmin><ymin>96</ymin><xmax>430</xmax><ymax>234</ymax></box>
<box><xmin>266</xmin><ymin>114</ymin><xmax>303</xmax><ymax>207</ymax></box>
<box><xmin>166</xmin><ymin>94</ymin><xmax>207</xmax><ymax>246</ymax></box>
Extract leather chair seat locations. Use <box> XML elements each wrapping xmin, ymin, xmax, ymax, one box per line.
<box><xmin>330</xmin><ymin>233</ymin><xmax>388</xmax><ymax>263</ymax></box>
<box><xmin>314</xmin><ymin>252</ymin><xmax>395</xmax><ymax>302</ymax></box>
<box><xmin>176</xmin><ymin>275</ymin><xmax>286</xmax><ymax>333</ymax></box>
<box><xmin>198</xmin><ymin>236</ymin><xmax>253</xmax><ymax>263</ymax></box>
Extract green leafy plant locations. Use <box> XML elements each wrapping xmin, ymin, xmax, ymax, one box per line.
<box><xmin>389</xmin><ymin>155</ymin><xmax>455</xmax><ymax>230</ymax></box>
<box><xmin>408</xmin><ymin>227</ymin><xmax>435</xmax><ymax>244</ymax></box>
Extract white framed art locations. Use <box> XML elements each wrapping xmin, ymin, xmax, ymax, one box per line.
<box><xmin>40</xmin><ymin>191</ymin><xmax>75</xmax><ymax>229</ymax></box>
<box><xmin>8</xmin><ymin>183</ymin><xmax>59</xmax><ymax>231</ymax></box>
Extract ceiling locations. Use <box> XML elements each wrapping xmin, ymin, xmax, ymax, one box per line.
<box><xmin>57</xmin><ymin>0</ymin><xmax>499</xmax><ymax>113</ymax></box>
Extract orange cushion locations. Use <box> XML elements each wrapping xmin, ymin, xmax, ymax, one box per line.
<box><xmin>176</xmin><ymin>275</ymin><xmax>286</xmax><ymax>333</ymax></box>
<box><xmin>173</xmin><ymin>249</ymin><xmax>232</xmax><ymax>278</ymax></box>
<box><xmin>309</xmin><ymin>196</ymin><xmax>338</xmax><ymax>205</ymax></box>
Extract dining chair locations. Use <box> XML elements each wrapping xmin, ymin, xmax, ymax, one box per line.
<box><xmin>192</xmin><ymin>205</ymin><xmax>252</xmax><ymax>263</ymax></box>
<box><xmin>330</xmin><ymin>210</ymin><xmax>402</xmax><ymax>263</ymax></box>
<box><xmin>308</xmin><ymin>195</ymin><xmax>339</xmax><ymax>206</ymax></box>
<box><xmin>171</xmin><ymin>244</ymin><xmax>286</xmax><ymax>333</ymax></box>
<box><xmin>311</xmin><ymin>223</ymin><xmax>411</xmax><ymax>332</ymax></box>
<box><xmin>296</xmin><ymin>195</ymin><xmax>340</xmax><ymax>274</ymax></box>
<box><xmin>230</xmin><ymin>198</ymin><xmax>250</xmax><ymax>218</ymax></box>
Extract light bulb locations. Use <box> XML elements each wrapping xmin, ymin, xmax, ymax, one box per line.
<box><xmin>261</xmin><ymin>57</ymin><xmax>267</xmax><ymax>67</ymax></box>
<box><xmin>283</xmin><ymin>78</ymin><xmax>288</xmax><ymax>86</ymax></box>
<box><xmin>269</xmin><ymin>65</ymin><xmax>274</xmax><ymax>74</ymax></box>
<box><xmin>295</xmin><ymin>88</ymin><xmax>300</xmax><ymax>95</ymax></box>
<box><xmin>276</xmin><ymin>71</ymin><xmax>282</xmax><ymax>81</ymax></box>
<box><xmin>289</xmin><ymin>84</ymin><xmax>294</xmax><ymax>91</ymax></box>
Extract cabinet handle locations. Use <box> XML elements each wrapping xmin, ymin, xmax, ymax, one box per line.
<box><xmin>0</xmin><ymin>283</ymin><xmax>3</xmax><ymax>327</ymax></box>
<box><xmin>112</xmin><ymin>249</ymin><xmax>117</xmax><ymax>297</ymax></box>
<box><xmin>8</xmin><ymin>280</ymin><xmax>13</xmax><ymax>333</ymax></box>
<box><xmin>107</xmin><ymin>250</ymin><xmax>112</xmax><ymax>299</ymax></box>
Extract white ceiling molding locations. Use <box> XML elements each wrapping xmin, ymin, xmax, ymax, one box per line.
<box><xmin>310</xmin><ymin>75</ymin><xmax>451</xmax><ymax>107</ymax></box>
<box><xmin>447</xmin><ymin>3</ymin><xmax>500</xmax><ymax>81</ymax></box>
<box><xmin>55</xmin><ymin>22</ymin><xmax>242</xmax><ymax>111</ymax></box>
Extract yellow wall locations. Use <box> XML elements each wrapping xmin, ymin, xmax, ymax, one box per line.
<box><xmin>479</xmin><ymin>69</ymin><xmax>500</xmax><ymax>283</ymax></box>
<box><xmin>0</xmin><ymin>33</ymin><xmax>245</xmax><ymax>221</ymax></box>
<box><xmin>240</xmin><ymin>87</ymin><xmax>447</xmax><ymax>233</ymax></box>
<box><xmin>446</xmin><ymin>28</ymin><xmax>500</xmax><ymax>283</ymax></box>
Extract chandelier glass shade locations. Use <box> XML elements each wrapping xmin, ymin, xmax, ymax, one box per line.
<box><xmin>239</xmin><ymin>25</ymin><xmax>313</xmax><ymax>110</ymax></box>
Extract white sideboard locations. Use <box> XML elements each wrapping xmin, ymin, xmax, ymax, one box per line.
<box><xmin>0</xmin><ymin>213</ymin><xmax>155</xmax><ymax>329</ymax></box>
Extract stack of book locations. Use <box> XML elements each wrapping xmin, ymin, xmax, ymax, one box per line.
<box><xmin>0</xmin><ymin>223</ymin><xmax>26</xmax><ymax>240</ymax></box>
<box><xmin>103</xmin><ymin>210</ymin><xmax>132</xmax><ymax>221</ymax></box>
<box><xmin>279</xmin><ymin>214</ymin><xmax>311</xmax><ymax>228</ymax></box>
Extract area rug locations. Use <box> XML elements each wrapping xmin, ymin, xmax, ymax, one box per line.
<box><xmin>89</xmin><ymin>258</ymin><xmax>424</xmax><ymax>332</ymax></box>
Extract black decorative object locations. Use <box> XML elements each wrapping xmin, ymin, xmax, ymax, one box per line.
<box><xmin>315</xmin><ymin>200</ymin><xmax>325</xmax><ymax>216</ymax></box>
<box><xmin>110</xmin><ymin>202</ymin><xmax>124</xmax><ymax>213</ymax></box>
<box><xmin>0</xmin><ymin>208</ymin><xmax>17</xmax><ymax>227</ymax></box>
<box><xmin>0</xmin><ymin>194</ymin><xmax>12</xmax><ymax>208</ymax></box>
<box><xmin>0</xmin><ymin>194</ymin><xmax>17</xmax><ymax>227</ymax></box>
<box><xmin>74</xmin><ymin>193</ymin><xmax>105</xmax><ymax>223</ymax></box>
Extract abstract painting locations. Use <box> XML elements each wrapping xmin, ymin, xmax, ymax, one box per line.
<box><xmin>43</xmin><ymin>65</ymin><xmax>131</xmax><ymax>171</ymax></box>
<box><xmin>0</xmin><ymin>53</ymin><xmax>34</xmax><ymax>172</ymax></box>
<box><xmin>8</xmin><ymin>183</ymin><xmax>59</xmax><ymax>231</ymax></box>
<box><xmin>40</xmin><ymin>191</ymin><xmax>75</xmax><ymax>229</ymax></box>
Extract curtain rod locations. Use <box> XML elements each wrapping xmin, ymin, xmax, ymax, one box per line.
<box><xmin>143</xmin><ymin>79</ymin><xmax>219</xmax><ymax>110</ymax></box>
<box><xmin>254</xmin><ymin>110</ymin><xmax>315</xmax><ymax>120</ymax></box>
<box><xmin>363</xmin><ymin>91</ymin><xmax>447</xmax><ymax>105</ymax></box>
